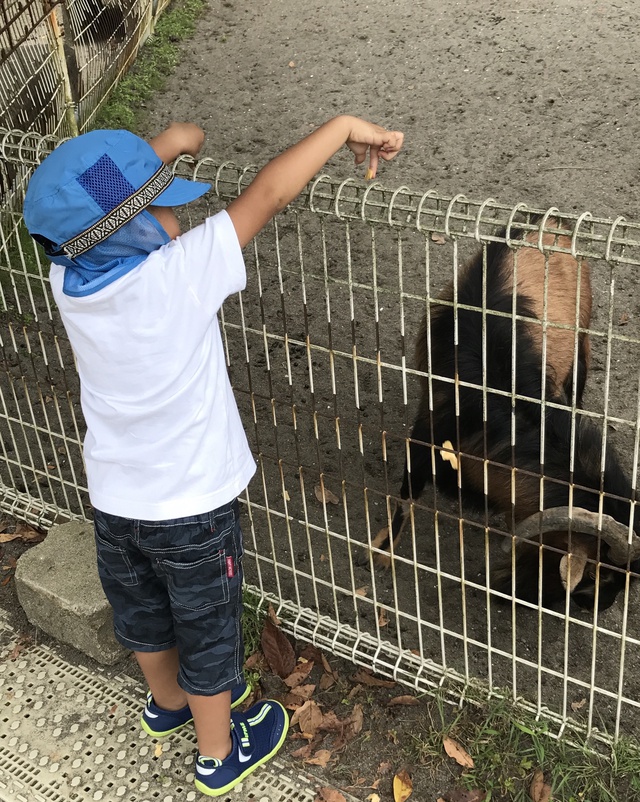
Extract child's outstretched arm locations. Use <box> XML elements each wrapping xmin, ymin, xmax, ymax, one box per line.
<box><xmin>226</xmin><ymin>115</ymin><xmax>403</xmax><ymax>248</ymax></box>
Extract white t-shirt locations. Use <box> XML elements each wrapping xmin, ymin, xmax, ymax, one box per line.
<box><xmin>50</xmin><ymin>210</ymin><xmax>256</xmax><ymax>520</ymax></box>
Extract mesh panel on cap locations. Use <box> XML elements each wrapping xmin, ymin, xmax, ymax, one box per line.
<box><xmin>76</xmin><ymin>154</ymin><xmax>136</xmax><ymax>214</ymax></box>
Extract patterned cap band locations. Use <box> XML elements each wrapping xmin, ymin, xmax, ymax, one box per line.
<box><xmin>54</xmin><ymin>163</ymin><xmax>174</xmax><ymax>259</ymax></box>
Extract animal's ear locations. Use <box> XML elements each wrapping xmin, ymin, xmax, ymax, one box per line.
<box><xmin>558</xmin><ymin>537</ymin><xmax>592</xmax><ymax>592</ymax></box>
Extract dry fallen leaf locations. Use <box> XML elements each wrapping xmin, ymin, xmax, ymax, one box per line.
<box><xmin>291</xmin><ymin>699</ymin><xmax>324</xmax><ymax>738</ymax></box>
<box><xmin>316</xmin><ymin>788</ymin><xmax>347</xmax><ymax>802</ymax></box>
<box><xmin>366</xmin><ymin>795</ymin><xmax>382</xmax><ymax>802</ymax></box>
<box><xmin>284</xmin><ymin>659</ymin><xmax>315</xmax><ymax>688</ymax></box>
<box><xmin>378</xmin><ymin>607</ymin><xmax>389</xmax><ymax>627</ymax></box>
<box><xmin>355</xmin><ymin>586</ymin><xmax>368</xmax><ymax>597</ymax></box>
<box><xmin>393</xmin><ymin>769</ymin><xmax>413</xmax><ymax>802</ymax></box>
<box><xmin>291</xmin><ymin>742</ymin><xmax>315</xmax><ymax>760</ymax></box>
<box><xmin>319</xmin><ymin>672</ymin><xmax>336</xmax><ymax>691</ymax></box>
<box><xmin>260</xmin><ymin>617</ymin><xmax>296</xmax><ymax>678</ymax></box>
<box><xmin>314</xmin><ymin>484</ymin><xmax>340</xmax><ymax>505</ymax></box>
<box><xmin>387</xmin><ymin>695</ymin><xmax>420</xmax><ymax>707</ymax></box>
<box><xmin>443</xmin><ymin>736</ymin><xmax>474</xmax><ymax>769</ymax></box>
<box><xmin>305</xmin><ymin>748</ymin><xmax>332</xmax><ymax>767</ymax></box>
<box><xmin>267</xmin><ymin>603</ymin><xmax>281</xmax><ymax>626</ymax></box>
<box><xmin>529</xmin><ymin>769</ymin><xmax>552</xmax><ymax>802</ymax></box>
<box><xmin>353</xmin><ymin>668</ymin><xmax>396</xmax><ymax>688</ymax></box>
<box><xmin>431</xmin><ymin>232</ymin><xmax>446</xmax><ymax>244</ymax></box>
<box><xmin>571</xmin><ymin>697</ymin><xmax>587</xmax><ymax>711</ymax></box>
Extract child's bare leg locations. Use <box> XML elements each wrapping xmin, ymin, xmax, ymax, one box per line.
<box><xmin>187</xmin><ymin>691</ymin><xmax>233</xmax><ymax>760</ymax></box>
<box><xmin>135</xmin><ymin>648</ymin><xmax>187</xmax><ymax>710</ymax></box>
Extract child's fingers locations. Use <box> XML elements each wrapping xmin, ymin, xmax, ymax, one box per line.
<box><xmin>379</xmin><ymin>131</ymin><xmax>404</xmax><ymax>160</ymax></box>
<box><xmin>366</xmin><ymin>146</ymin><xmax>380</xmax><ymax>180</ymax></box>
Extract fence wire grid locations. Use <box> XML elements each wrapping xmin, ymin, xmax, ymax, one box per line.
<box><xmin>3</xmin><ymin>129</ymin><xmax>640</xmax><ymax>747</ymax></box>
<box><xmin>0</xmin><ymin>0</ymin><xmax>171</xmax><ymax>208</ymax></box>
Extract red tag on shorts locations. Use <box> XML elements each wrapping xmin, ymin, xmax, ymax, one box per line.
<box><xmin>226</xmin><ymin>556</ymin><xmax>235</xmax><ymax>578</ymax></box>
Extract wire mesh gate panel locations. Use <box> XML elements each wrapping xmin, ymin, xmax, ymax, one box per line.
<box><xmin>3</xmin><ymin>130</ymin><xmax>640</xmax><ymax>745</ymax></box>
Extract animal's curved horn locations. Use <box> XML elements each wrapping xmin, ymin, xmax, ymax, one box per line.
<box><xmin>500</xmin><ymin>506</ymin><xmax>640</xmax><ymax>565</ymax></box>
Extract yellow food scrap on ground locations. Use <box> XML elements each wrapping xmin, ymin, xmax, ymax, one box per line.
<box><xmin>441</xmin><ymin>440</ymin><xmax>459</xmax><ymax>470</ymax></box>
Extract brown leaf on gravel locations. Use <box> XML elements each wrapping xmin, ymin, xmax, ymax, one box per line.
<box><xmin>291</xmin><ymin>742</ymin><xmax>315</xmax><ymax>760</ymax></box>
<box><xmin>284</xmin><ymin>659</ymin><xmax>315</xmax><ymax>687</ymax></box>
<box><xmin>300</xmin><ymin>644</ymin><xmax>326</xmax><ymax>664</ymax></box>
<box><xmin>316</xmin><ymin>788</ymin><xmax>347</xmax><ymax>802</ymax></box>
<box><xmin>353</xmin><ymin>668</ymin><xmax>396</xmax><ymax>688</ymax></box>
<box><xmin>431</xmin><ymin>232</ymin><xmax>447</xmax><ymax>244</ymax></box>
<box><xmin>529</xmin><ymin>769</ymin><xmax>552</xmax><ymax>802</ymax></box>
<box><xmin>260</xmin><ymin>617</ymin><xmax>296</xmax><ymax>678</ymax></box>
<box><xmin>443</xmin><ymin>736</ymin><xmax>474</xmax><ymax>768</ymax></box>
<box><xmin>282</xmin><ymin>683</ymin><xmax>317</xmax><ymax>709</ymax></box>
<box><xmin>387</xmin><ymin>695</ymin><xmax>420</xmax><ymax>706</ymax></box>
<box><xmin>291</xmin><ymin>699</ymin><xmax>324</xmax><ymax>738</ymax></box>
<box><xmin>393</xmin><ymin>769</ymin><xmax>413</xmax><ymax>801</ymax></box>
<box><xmin>571</xmin><ymin>698</ymin><xmax>587</xmax><ymax>711</ymax></box>
<box><xmin>267</xmin><ymin>603</ymin><xmax>281</xmax><ymax>626</ymax></box>
<box><xmin>378</xmin><ymin>607</ymin><xmax>389</xmax><ymax>627</ymax></box>
<box><xmin>321</xmin><ymin>653</ymin><xmax>337</xmax><ymax>677</ymax></box>
<box><xmin>8</xmin><ymin>634</ymin><xmax>32</xmax><ymax>660</ymax></box>
<box><xmin>244</xmin><ymin>650</ymin><xmax>267</xmax><ymax>671</ymax></box>
<box><xmin>305</xmin><ymin>748</ymin><xmax>332</xmax><ymax>767</ymax></box>
<box><xmin>4</xmin><ymin>522</ymin><xmax>44</xmax><ymax>542</ymax></box>
<box><xmin>314</xmin><ymin>484</ymin><xmax>340</xmax><ymax>505</ymax></box>
<box><xmin>319</xmin><ymin>672</ymin><xmax>336</xmax><ymax>691</ymax></box>
<box><xmin>377</xmin><ymin>760</ymin><xmax>393</xmax><ymax>776</ymax></box>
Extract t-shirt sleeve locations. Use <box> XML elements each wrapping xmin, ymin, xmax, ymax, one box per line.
<box><xmin>175</xmin><ymin>209</ymin><xmax>246</xmax><ymax>315</ymax></box>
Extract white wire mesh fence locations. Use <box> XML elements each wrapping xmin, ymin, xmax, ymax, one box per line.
<box><xmin>0</xmin><ymin>0</ymin><xmax>163</xmax><ymax>206</ymax></box>
<box><xmin>3</xmin><ymin>130</ymin><xmax>640</xmax><ymax>745</ymax></box>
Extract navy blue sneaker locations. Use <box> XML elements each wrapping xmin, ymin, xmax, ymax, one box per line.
<box><xmin>140</xmin><ymin>681</ymin><xmax>251</xmax><ymax>738</ymax></box>
<box><xmin>194</xmin><ymin>699</ymin><xmax>289</xmax><ymax>796</ymax></box>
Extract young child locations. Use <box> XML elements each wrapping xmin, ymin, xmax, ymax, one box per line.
<box><xmin>22</xmin><ymin>116</ymin><xmax>403</xmax><ymax>796</ymax></box>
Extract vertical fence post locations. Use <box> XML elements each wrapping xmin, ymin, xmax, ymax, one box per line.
<box><xmin>45</xmin><ymin>0</ymin><xmax>79</xmax><ymax>137</ymax></box>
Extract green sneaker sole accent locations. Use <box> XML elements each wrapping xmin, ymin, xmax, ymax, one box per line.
<box><xmin>140</xmin><ymin>713</ymin><xmax>194</xmax><ymax>738</ymax></box>
<box><xmin>141</xmin><ymin>683</ymin><xmax>250</xmax><ymax>738</ymax></box>
<box><xmin>193</xmin><ymin>701</ymin><xmax>289</xmax><ymax>797</ymax></box>
<box><xmin>230</xmin><ymin>683</ymin><xmax>251</xmax><ymax>709</ymax></box>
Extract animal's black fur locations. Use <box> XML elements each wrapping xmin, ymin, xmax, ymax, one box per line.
<box><xmin>383</xmin><ymin>234</ymin><xmax>638</xmax><ymax>611</ymax></box>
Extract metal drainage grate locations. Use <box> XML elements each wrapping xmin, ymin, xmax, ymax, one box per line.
<box><xmin>0</xmin><ymin>615</ymin><xmax>344</xmax><ymax>802</ymax></box>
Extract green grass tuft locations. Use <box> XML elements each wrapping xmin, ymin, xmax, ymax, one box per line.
<box><xmin>408</xmin><ymin>689</ymin><xmax>640</xmax><ymax>802</ymax></box>
<box><xmin>93</xmin><ymin>0</ymin><xmax>208</xmax><ymax>131</ymax></box>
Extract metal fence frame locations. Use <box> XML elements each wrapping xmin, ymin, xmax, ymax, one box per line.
<box><xmin>3</xmin><ymin>129</ymin><xmax>640</xmax><ymax>748</ymax></box>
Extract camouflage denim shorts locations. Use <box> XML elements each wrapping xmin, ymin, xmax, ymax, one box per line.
<box><xmin>93</xmin><ymin>499</ymin><xmax>244</xmax><ymax>695</ymax></box>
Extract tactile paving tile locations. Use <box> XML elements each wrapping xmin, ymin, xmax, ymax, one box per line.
<box><xmin>0</xmin><ymin>615</ymin><xmax>340</xmax><ymax>802</ymax></box>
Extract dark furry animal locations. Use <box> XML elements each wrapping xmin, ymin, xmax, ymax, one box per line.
<box><xmin>374</xmin><ymin>221</ymin><xmax>639</xmax><ymax>611</ymax></box>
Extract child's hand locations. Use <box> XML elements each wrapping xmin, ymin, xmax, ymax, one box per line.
<box><xmin>149</xmin><ymin>122</ymin><xmax>205</xmax><ymax>163</ymax></box>
<box><xmin>345</xmin><ymin>117</ymin><xmax>404</xmax><ymax>180</ymax></box>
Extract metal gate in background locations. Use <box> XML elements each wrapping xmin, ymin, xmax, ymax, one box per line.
<box><xmin>3</xmin><ymin>129</ymin><xmax>640</xmax><ymax>748</ymax></box>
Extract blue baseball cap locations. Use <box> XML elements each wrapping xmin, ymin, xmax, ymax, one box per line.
<box><xmin>23</xmin><ymin>129</ymin><xmax>210</xmax><ymax>258</ymax></box>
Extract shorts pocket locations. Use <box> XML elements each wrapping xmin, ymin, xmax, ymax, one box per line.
<box><xmin>161</xmin><ymin>549</ymin><xmax>230</xmax><ymax>612</ymax></box>
<box><xmin>95</xmin><ymin>534</ymin><xmax>138</xmax><ymax>587</ymax></box>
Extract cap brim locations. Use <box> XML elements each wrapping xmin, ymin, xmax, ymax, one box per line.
<box><xmin>152</xmin><ymin>175</ymin><xmax>211</xmax><ymax>207</ymax></box>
